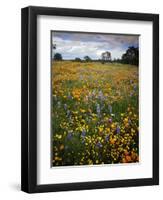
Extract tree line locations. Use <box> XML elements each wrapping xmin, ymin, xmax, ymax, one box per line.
<box><xmin>53</xmin><ymin>46</ymin><xmax>139</xmax><ymax>66</ymax></box>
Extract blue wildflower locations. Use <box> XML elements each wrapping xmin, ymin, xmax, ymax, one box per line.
<box><xmin>96</xmin><ymin>104</ymin><xmax>101</xmax><ymax>115</ymax></box>
<box><xmin>67</xmin><ymin>132</ymin><xmax>73</xmax><ymax>140</ymax></box>
<box><xmin>81</xmin><ymin>139</ymin><xmax>85</xmax><ymax>144</ymax></box>
<box><xmin>130</xmin><ymin>91</ymin><xmax>134</xmax><ymax>97</ymax></box>
<box><xmin>66</xmin><ymin>110</ymin><xmax>70</xmax><ymax>117</ymax></box>
<box><xmin>64</xmin><ymin>103</ymin><xmax>67</xmax><ymax>110</ymax></box>
<box><xmin>67</xmin><ymin>92</ymin><xmax>72</xmax><ymax>100</ymax></box>
<box><xmin>98</xmin><ymin>90</ymin><xmax>104</xmax><ymax>100</ymax></box>
<box><xmin>81</xmin><ymin>130</ymin><xmax>86</xmax><ymax>138</ymax></box>
<box><xmin>108</xmin><ymin>104</ymin><xmax>112</xmax><ymax>113</ymax></box>
<box><xmin>133</xmin><ymin>85</ymin><xmax>137</xmax><ymax>91</ymax></box>
<box><xmin>79</xmin><ymin>75</ymin><xmax>83</xmax><ymax>80</ymax></box>
<box><xmin>96</xmin><ymin>141</ymin><xmax>103</xmax><ymax>148</ymax></box>
<box><xmin>128</xmin><ymin>119</ymin><xmax>131</xmax><ymax>124</ymax></box>
<box><xmin>105</xmin><ymin>135</ymin><xmax>110</xmax><ymax>142</ymax></box>
<box><xmin>116</xmin><ymin>126</ymin><xmax>120</xmax><ymax>134</ymax></box>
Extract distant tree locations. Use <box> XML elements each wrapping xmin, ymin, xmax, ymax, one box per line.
<box><xmin>84</xmin><ymin>56</ymin><xmax>91</xmax><ymax>62</ymax></box>
<box><xmin>53</xmin><ymin>53</ymin><xmax>62</xmax><ymax>61</ymax></box>
<box><xmin>74</xmin><ymin>57</ymin><xmax>81</xmax><ymax>62</ymax></box>
<box><xmin>112</xmin><ymin>58</ymin><xmax>121</xmax><ymax>63</ymax></box>
<box><xmin>121</xmin><ymin>46</ymin><xmax>139</xmax><ymax>65</ymax></box>
<box><xmin>117</xmin><ymin>58</ymin><xmax>122</xmax><ymax>63</ymax></box>
<box><xmin>101</xmin><ymin>51</ymin><xmax>111</xmax><ymax>64</ymax></box>
<box><xmin>112</xmin><ymin>58</ymin><xmax>117</xmax><ymax>63</ymax></box>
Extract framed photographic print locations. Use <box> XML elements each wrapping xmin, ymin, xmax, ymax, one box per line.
<box><xmin>21</xmin><ymin>6</ymin><xmax>159</xmax><ymax>193</ymax></box>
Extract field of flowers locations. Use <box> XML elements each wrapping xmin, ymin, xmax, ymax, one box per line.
<box><xmin>52</xmin><ymin>61</ymin><xmax>139</xmax><ymax>166</ymax></box>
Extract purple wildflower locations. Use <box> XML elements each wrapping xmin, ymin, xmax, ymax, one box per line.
<box><xmin>79</xmin><ymin>75</ymin><xmax>83</xmax><ymax>80</ymax></box>
<box><xmin>96</xmin><ymin>104</ymin><xmax>101</xmax><ymax>116</ymax></box>
<box><xmin>133</xmin><ymin>85</ymin><xmax>137</xmax><ymax>91</ymax></box>
<box><xmin>81</xmin><ymin>140</ymin><xmax>85</xmax><ymax>144</ymax></box>
<box><xmin>116</xmin><ymin>126</ymin><xmax>120</xmax><ymax>134</ymax></box>
<box><xmin>66</xmin><ymin>110</ymin><xmax>70</xmax><ymax>117</ymax></box>
<box><xmin>96</xmin><ymin>141</ymin><xmax>103</xmax><ymax>148</ymax></box>
<box><xmin>108</xmin><ymin>118</ymin><xmax>112</xmax><ymax>123</ymax></box>
<box><xmin>130</xmin><ymin>79</ymin><xmax>133</xmax><ymax>84</ymax></box>
<box><xmin>81</xmin><ymin>130</ymin><xmax>86</xmax><ymax>138</ymax></box>
<box><xmin>67</xmin><ymin>92</ymin><xmax>72</xmax><ymax>100</ymax></box>
<box><xmin>98</xmin><ymin>90</ymin><xmax>104</xmax><ymax>100</ymax></box>
<box><xmin>64</xmin><ymin>104</ymin><xmax>67</xmax><ymax>110</ymax></box>
<box><xmin>130</xmin><ymin>91</ymin><xmax>134</xmax><ymax>97</ymax></box>
<box><xmin>67</xmin><ymin>132</ymin><xmax>73</xmax><ymax>140</ymax></box>
<box><xmin>105</xmin><ymin>135</ymin><xmax>110</xmax><ymax>142</ymax></box>
<box><xmin>128</xmin><ymin>119</ymin><xmax>131</xmax><ymax>124</ymax></box>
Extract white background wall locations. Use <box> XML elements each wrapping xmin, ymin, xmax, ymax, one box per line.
<box><xmin>0</xmin><ymin>0</ymin><xmax>162</xmax><ymax>199</ymax></box>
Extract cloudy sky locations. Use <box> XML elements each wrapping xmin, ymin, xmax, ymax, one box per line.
<box><xmin>52</xmin><ymin>31</ymin><xmax>139</xmax><ymax>60</ymax></box>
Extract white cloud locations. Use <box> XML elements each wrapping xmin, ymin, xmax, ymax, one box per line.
<box><xmin>52</xmin><ymin>32</ymin><xmax>139</xmax><ymax>59</ymax></box>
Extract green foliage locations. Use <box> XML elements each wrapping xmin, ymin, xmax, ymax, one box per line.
<box><xmin>84</xmin><ymin>55</ymin><xmax>92</xmax><ymax>62</ymax></box>
<box><xmin>54</xmin><ymin>53</ymin><xmax>62</xmax><ymax>61</ymax></box>
<box><xmin>121</xmin><ymin>46</ymin><xmax>139</xmax><ymax>66</ymax></box>
<box><xmin>74</xmin><ymin>57</ymin><xmax>82</xmax><ymax>62</ymax></box>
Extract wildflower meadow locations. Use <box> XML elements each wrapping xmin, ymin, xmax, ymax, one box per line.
<box><xmin>52</xmin><ymin>61</ymin><xmax>139</xmax><ymax>166</ymax></box>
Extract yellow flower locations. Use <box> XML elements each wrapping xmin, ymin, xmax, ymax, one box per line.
<box><xmin>72</xmin><ymin>111</ymin><xmax>78</xmax><ymax>115</ymax></box>
<box><xmin>111</xmin><ymin>123</ymin><xmax>116</xmax><ymax>129</ymax></box>
<box><xmin>88</xmin><ymin>159</ymin><xmax>93</xmax><ymax>165</ymax></box>
<box><xmin>131</xmin><ymin>128</ymin><xmax>135</xmax><ymax>133</ymax></box>
<box><xmin>110</xmin><ymin>138</ymin><xmax>116</xmax><ymax>144</ymax></box>
<box><xmin>92</xmin><ymin>117</ymin><xmax>97</xmax><ymax>121</ymax></box>
<box><xmin>98</xmin><ymin>127</ymin><xmax>104</xmax><ymax>133</ymax></box>
<box><xmin>123</xmin><ymin>118</ymin><xmax>128</xmax><ymax>123</ymax></box>
<box><xmin>54</xmin><ymin>156</ymin><xmax>62</xmax><ymax>161</ymax></box>
<box><xmin>106</xmin><ymin>127</ymin><xmax>110</xmax><ymax>133</ymax></box>
<box><xmin>56</xmin><ymin>134</ymin><xmax>62</xmax><ymax>139</ymax></box>
<box><xmin>80</xmin><ymin>109</ymin><xmax>86</xmax><ymax>113</ymax></box>
<box><xmin>59</xmin><ymin>144</ymin><xmax>64</xmax><ymax>151</ymax></box>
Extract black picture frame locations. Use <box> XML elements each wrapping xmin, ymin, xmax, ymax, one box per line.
<box><xmin>21</xmin><ymin>6</ymin><xmax>159</xmax><ymax>193</ymax></box>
